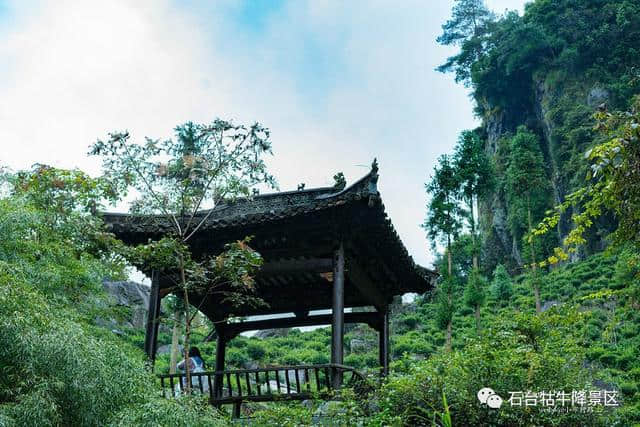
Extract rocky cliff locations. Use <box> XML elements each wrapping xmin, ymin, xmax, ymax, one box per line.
<box><xmin>478</xmin><ymin>75</ymin><xmax>616</xmax><ymax>271</ymax></box>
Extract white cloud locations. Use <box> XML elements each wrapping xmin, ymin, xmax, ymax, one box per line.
<box><xmin>0</xmin><ymin>0</ymin><xmax>234</xmax><ymax>172</ymax></box>
<box><xmin>0</xmin><ymin>0</ymin><xmax>526</xmax><ymax>269</ymax></box>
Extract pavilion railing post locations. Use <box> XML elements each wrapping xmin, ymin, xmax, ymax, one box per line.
<box><xmin>379</xmin><ymin>306</ymin><xmax>389</xmax><ymax>377</ymax></box>
<box><xmin>213</xmin><ymin>325</ymin><xmax>227</xmax><ymax>402</ymax></box>
<box><xmin>331</xmin><ymin>243</ymin><xmax>345</xmax><ymax>389</ymax></box>
<box><xmin>144</xmin><ymin>269</ymin><xmax>162</xmax><ymax>369</ymax></box>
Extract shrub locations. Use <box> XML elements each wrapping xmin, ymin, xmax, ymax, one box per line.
<box><xmin>599</xmin><ymin>352</ymin><xmax>617</xmax><ymax>367</ymax></box>
<box><xmin>375</xmin><ymin>309</ymin><xmax>602</xmax><ymax>426</ymax></box>
<box><xmin>251</xmin><ymin>404</ymin><xmax>313</xmax><ymax>427</ymax></box>
<box><xmin>620</xmin><ymin>382</ymin><xmax>637</xmax><ymax>397</ymax></box>
<box><xmin>246</xmin><ymin>342</ymin><xmax>266</xmax><ymax>361</ymax></box>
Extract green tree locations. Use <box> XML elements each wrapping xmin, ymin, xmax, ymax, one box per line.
<box><xmin>247</xmin><ymin>342</ymin><xmax>266</xmax><ymax>361</ymax></box>
<box><xmin>436</xmin><ymin>0</ymin><xmax>495</xmax><ymax>85</ymax></box>
<box><xmin>453</xmin><ymin>130</ymin><xmax>493</xmax><ymax>269</ymax></box>
<box><xmin>0</xmin><ymin>173</ymin><xmax>226</xmax><ymax>425</ymax></box>
<box><xmin>504</xmin><ymin>126</ymin><xmax>549</xmax><ymax>312</ymax></box>
<box><xmin>90</xmin><ymin>119</ymin><xmax>277</xmax><ymax>390</ymax></box>
<box><xmin>490</xmin><ymin>263</ymin><xmax>512</xmax><ymax>305</ymax></box>
<box><xmin>424</xmin><ymin>155</ymin><xmax>463</xmax><ymax>351</ymax></box>
<box><xmin>463</xmin><ymin>268</ymin><xmax>487</xmax><ymax>334</ymax></box>
<box><xmin>9</xmin><ymin>165</ymin><xmax>121</xmax><ymax>256</ymax></box>
<box><xmin>434</xmin><ymin>277</ymin><xmax>457</xmax><ymax>352</ymax></box>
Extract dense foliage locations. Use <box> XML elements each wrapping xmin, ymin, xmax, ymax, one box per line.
<box><xmin>0</xmin><ymin>186</ymin><xmax>224</xmax><ymax>425</ymax></box>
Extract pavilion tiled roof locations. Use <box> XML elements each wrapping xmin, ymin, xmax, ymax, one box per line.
<box><xmin>101</xmin><ymin>160</ymin><xmax>436</xmax><ymax>313</ymax></box>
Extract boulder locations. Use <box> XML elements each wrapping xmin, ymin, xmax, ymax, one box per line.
<box><xmin>541</xmin><ymin>300</ymin><xmax>560</xmax><ymax>312</ymax></box>
<box><xmin>587</xmin><ymin>86</ymin><xmax>609</xmax><ymax>108</ymax></box>
<box><xmin>313</xmin><ymin>400</ymin><xmax>347</xmax><ymax>421</ymax></box>
<box><xmin>243</xmin><ymin>360</ymin><xmax>259</xmax><ymax>370</ymax></box>
<box><xmin>350</xmin><ymin>338</ymin><xmax>372</xmax><ymax>353</ymax></box>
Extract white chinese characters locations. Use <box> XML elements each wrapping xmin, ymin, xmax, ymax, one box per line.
<box><xmin>507</xmin><ymin>390</ymin><xmax>619</xmax><ymax>408</ymax></box>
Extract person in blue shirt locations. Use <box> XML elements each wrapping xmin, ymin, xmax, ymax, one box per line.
<box><xmin>178</xmin><ymin>346</ymin><xmax>206</xmax><ymax>371</ymax></box>
<box><xmin>177</xmin><ymin>346</ymin><xmax>208</xmax><ymax>392</ymax></box>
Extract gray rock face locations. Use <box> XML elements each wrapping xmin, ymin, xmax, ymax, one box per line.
<box><xmin>541</xmin><ymin>300</ymin><xmax>560</xmax><ymax>312</ymax></box>
<box><xmin>243</xmin><ymin>361</ymin><xmax>259</xmax><ymax>370</ymax></box>
<box><xmin>103</xmin><ymin>280</ymin><xmax>150</xmax><ymax>307</ymax></box>
<box><xmin>254</xmin><ymin>328</ymin><xmax>290</xmax><ymax>339</ymax></box>
<box><xmin>314</xmin><ymin>400</ymin><xmax>346</xmax><ymax>419</ymax></box>
<box><xmin>587</xmin><ymin>86</ymin><xmax>609</xmax><ymax>108</ymax></box>
<box><xmin>350</xmin><ymin>339</ymin><xmax>372</xmax><ymax>353</ymax></box>
<box><xmin>102</xmin><ymin>280</ymin><xmax>150</xmax><ymax>329</ymax></box>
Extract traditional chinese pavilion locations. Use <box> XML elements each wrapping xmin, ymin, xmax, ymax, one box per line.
<box><xmin>101</xmin><ymin>160</ymin><xmax>436</xmax><ymax>412</ymax></box>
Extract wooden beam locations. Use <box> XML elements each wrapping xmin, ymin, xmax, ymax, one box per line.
<box><xmin>224</xmin><ymin>312</ymin><xmax>381</xmax><ymax>338</ymax></box>
<box><xmin>259</xmin><ymin>258</ymin><xmax>333</xmax><ymax>275</ymax></box>
<box><xmin>345</xmin><ymin>256</ymin><xmax>388</xmax><ymax>312</ymax></box>
<box><xmin>201</xmin><ymin>299</ymin><xmax>376</xmax><ymax>321</ymax></box>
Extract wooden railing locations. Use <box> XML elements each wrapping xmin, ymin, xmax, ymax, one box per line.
<box><xmin>158</xmin><ymin>364</ymin><xmax>370</xmax><ymax>405</ymax></box>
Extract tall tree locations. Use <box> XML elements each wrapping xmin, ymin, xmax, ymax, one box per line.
<box><xmin>453</xmin><ymin>130</ymin><xmax>492</xmax><ymax>335</ymax></box>
<box><xmin>436</xmin><ymin>0</ymin><xmax>495</xmax><ymax>85</ymax></box>
<box><xmin>453</xmin><ymin>130</ymin><xmax>493</xmax><ymax>269</ymax></box>
<box><xmin>490</xmin><ymin>264</ymin><xmax>512</xmax><ymax>306</ymax></box>
<box><xmin>90</xmin><ymin>119</ymin><xmax>276</xmax><ymax>390</ymax></box>
<box><xmin>463</xmin><ymin>268</ymin><xmax>487</xmax><ymax>334</ymax></box>
<box><xmin>424</xmin><ymin>155</ymin><xmax>462</xmax><ymax>351</ymax></box>
<box><xmin>504</xmin><ymin>126</ymin><xmax>549</xmax><ymax>312</ymax></box>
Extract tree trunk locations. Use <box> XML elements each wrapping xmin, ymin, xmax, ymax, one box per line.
<box><xmin>470</xmin><ymin>196</ymin><xmax>478</xmax><ymax>270</ymax></box>
<box><xmin>179</xmin><ymin>254</ymin><xmax>192</xmax><ymax>393</ymax></box>
<box><xmin>169</xmin><ymin>311</ymin><xmax>181</xmax><ymax>374</ymax></box>
<box><xmin>527</xmin><ymin>195</ymin><xmax>541</xmax><ymax>313</ymax></box>
<box><xmin>447</xmin><ymin>235</ymin><xmax>452</xmax><ymax>277</ymax></box>
<box><xmin>475</xmin><ymin>305</ymin><xmax>481</xmax><ymax>335</ymax></box>
<box><xmin>446</xmin><ymin>236</ymin><xmax>453</xmax><ymax>352</ymax></box>
<box><xmin>446</xmin><ymin>235</ymin><xmax>453</xmax><ymax>352</ymax></box>
<box><xmin>533</xmin><ymin>285</ymin><xmax>541</xmax><ymax>314</ymax></box>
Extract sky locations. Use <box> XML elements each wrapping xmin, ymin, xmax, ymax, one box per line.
<box><xmin>0</xmin><ymin>0</ymin><xmax>527</xmax><ymax>270</ymax></box>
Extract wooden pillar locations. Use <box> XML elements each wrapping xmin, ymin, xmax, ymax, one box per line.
<box><xmin>144</xmin><ymin>270</ymin><xmax>162</xmax><ymax>367</ymax></box>
<box><xmin>331</xmin><ymin>243</ymin><xmax>345</xmax><ymax>388</ymax></box>
<box><xmin>379</xmin><ymin>307</ymin><xmax>389</xmax><ymax>377</ymax></box>
<box><xmin>213</xmin><ymin>325</ymin><xmax>227</xmax><ymax>400</ymax></box>
<box><xmin>232</xmin><ymin>402</ymin><xmax>241</xmax><ymax>419</ymax></box>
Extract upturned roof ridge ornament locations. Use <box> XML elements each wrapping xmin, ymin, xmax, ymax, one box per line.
<box><xmin>332</xmin><ymin>172</ymin><xmax>346</xmax><ymax>191</ymax></box>
<box><xmin>368</xmin><ymin>158</ymin><xmax>380</xmax><ymax>207</ymax></box>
